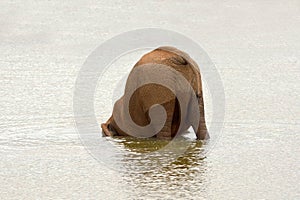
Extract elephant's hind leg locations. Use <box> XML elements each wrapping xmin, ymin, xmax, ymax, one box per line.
<box><xmin>156</xmin><ymin>99</ymin><xmax>176</xmax><ymax>139</ymax></box>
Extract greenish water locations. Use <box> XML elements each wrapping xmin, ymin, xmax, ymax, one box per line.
<box><xmin>100</xmin><ymin>136</ymin><xmax>206</xmax><ymax>171</ymax></box>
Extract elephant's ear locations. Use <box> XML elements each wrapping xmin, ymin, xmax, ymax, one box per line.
<box><xmin>168</xmin><ymin>55</ymin><xmax>188</xmax><ymax>66</ymax></box>
<box><xmin>157</xmin><ymin>46</ymin><xmax>191</xmax><ymax>66</ymax></box>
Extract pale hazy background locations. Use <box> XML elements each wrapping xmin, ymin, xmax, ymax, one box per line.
<box><xmin>0</xmin><ymin>0</ymin><xmax>299</xmax><ymax>199</ymax></box>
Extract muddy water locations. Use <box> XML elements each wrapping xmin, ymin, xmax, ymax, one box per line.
<box><xmin>0</xmin><ymin>0</ymin><xmax>299</xmax><ymax>199</ymax></box>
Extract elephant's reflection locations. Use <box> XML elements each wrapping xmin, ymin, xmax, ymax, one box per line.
<box><xmin>110</xmin><ymin>134</ymin><xmax>209</xmax><ymax>195</ymax></box>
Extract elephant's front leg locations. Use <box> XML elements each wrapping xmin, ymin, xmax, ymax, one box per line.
<box><xmin>101</xmin><ymin>116</ymin><xmax>115</xmax><ymax>137</ymax></box>
<box><xmin>156</xmin><ymin>99</ymin><xmax>176</xmax><ymax>138</ymax></box>
<box><xmin>196</xmin><ymin>93</ymin><xmax>209</xmax><ymax>140</ymax></box>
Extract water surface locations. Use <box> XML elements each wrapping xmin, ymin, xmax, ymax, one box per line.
<box><xmin>0</xmin><ymin>0</ymin><xmax>299</xmax><ymax>199</ymax></box>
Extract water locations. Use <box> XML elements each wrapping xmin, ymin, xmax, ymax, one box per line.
<box><xmin>0</xmin><ymin>0</ymin><xmax>299</xmax><ymax>199</ymax></box>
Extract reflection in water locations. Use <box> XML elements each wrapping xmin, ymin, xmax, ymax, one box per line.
<box><xmin>108</xmin><ymin>136</ymin><xmax>209</xmax><ymax>198</ymax></box>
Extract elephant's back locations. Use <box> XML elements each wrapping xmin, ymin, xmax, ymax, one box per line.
<box><xmin>133</xmin><ymin>46</ymin><xmax>202</xmax><ymax>96</ymax></box>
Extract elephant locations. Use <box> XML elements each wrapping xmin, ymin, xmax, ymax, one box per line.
<box><xmin>101</xmin><ymin>46</ymin><xmax>209</xmax><ymax>140</ymax></box>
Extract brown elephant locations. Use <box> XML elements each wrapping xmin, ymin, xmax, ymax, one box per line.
<box><xmin>101</xmin><ymin>46</ymin><xmax>208</xmax><ymax>140</ymax></box>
